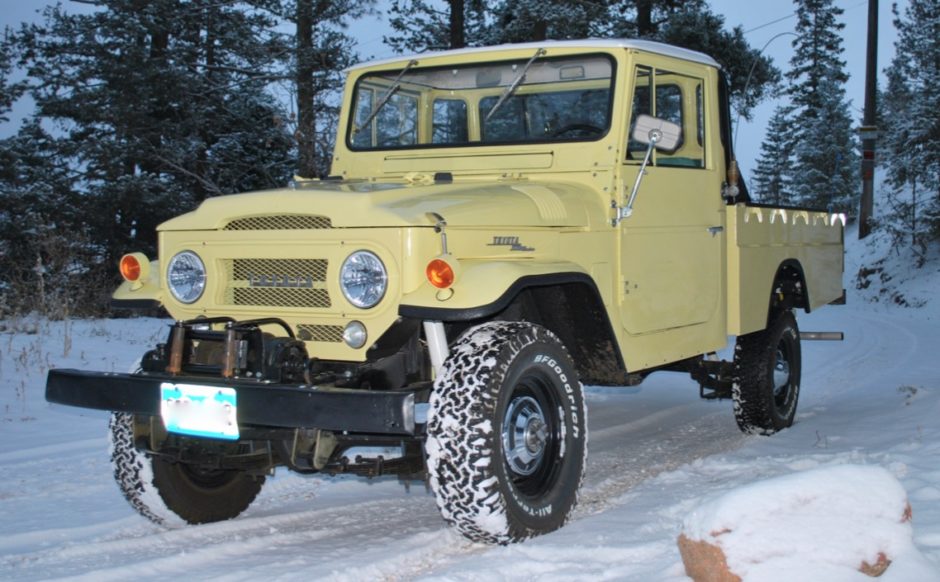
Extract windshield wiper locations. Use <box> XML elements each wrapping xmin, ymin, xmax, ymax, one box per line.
<box><xmin>484</xmin><ymin>48</ymin><xmax>546</xmax><ymax>122</ymax></box>
<box><xmin>354</xmin><ymin>59</ymin><xmax>419</xmax><ymax>134</ymax></box>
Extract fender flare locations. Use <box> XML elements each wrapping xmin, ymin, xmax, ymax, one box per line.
<box><xmin>399</xmin><ymin>265</ymin><xmax>596</xmax><ymax>321</ymax></box>
<box><xmin>764</xmin><ymin>259</ymin><xmax>810</xmax><ymax>326</ymax></box>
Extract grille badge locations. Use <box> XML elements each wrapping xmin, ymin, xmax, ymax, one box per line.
<box><xmin>247</xmin><ymin>273</ymin><xmax>314</xmax><ymax>289</ymax></box>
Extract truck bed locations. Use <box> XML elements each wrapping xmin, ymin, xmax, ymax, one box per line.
<box><xmin>725</xmin><ymin>203</ymin><xmax>845</xmax><ymax>336</ymax></box>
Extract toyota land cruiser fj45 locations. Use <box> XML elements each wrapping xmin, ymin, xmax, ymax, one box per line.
<box><xmin>46</xmin><ymin>39</ymin><xmax>845</xmax><ymax>544</ymax></box>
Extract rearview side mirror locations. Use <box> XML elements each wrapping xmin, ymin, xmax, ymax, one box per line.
<box><xmin>614</xmin><ymin>115</ymin><xmax>684</xmax><ymax>225</ymax></box>
<box><xmin>632</xmin><ymin>114</ymin><xmax>682</xmax><ymax>152</ymax></box>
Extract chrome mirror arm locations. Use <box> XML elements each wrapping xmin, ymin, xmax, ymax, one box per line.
<box><xmin>614</xmin><ymin>130</ymin><xmax>660</xmax><ymax>226</ymax></box>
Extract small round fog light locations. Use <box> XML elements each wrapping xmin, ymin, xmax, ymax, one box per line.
<box><xmin>343</xmin><ymin>321</ymin><xmax>368</xmax><ymax>349</ymax></box>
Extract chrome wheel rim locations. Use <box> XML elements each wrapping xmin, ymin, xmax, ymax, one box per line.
<box><xmin>502</xmin><ymin>395</ymin><xmax>549</xmax><ymax>477</ymax></box>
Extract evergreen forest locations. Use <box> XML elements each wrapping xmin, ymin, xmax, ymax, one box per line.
<box><xmin>0</xmin><ymin>0</ymin><xmax>937</xmax><ymax>317</ymax></box>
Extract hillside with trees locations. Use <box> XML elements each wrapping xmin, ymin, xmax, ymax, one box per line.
<box><xmin>1</xmin><ymin>0</ymin><xmax>937</xmax><ymax>317</ymax></box>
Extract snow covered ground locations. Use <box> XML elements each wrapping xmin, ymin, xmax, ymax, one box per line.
<box><xmin>2</xmin><ymin>233</ymin><xmax>939</xmax><ymax>580</ymax></box>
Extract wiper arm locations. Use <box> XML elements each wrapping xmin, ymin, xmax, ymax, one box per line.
<box><xmin>485</xmin><ymin>48</ymin><xmax>546</xmax><ymax>122</ymax></box>
<box><xmin>354</xmin><ymin>59</ymin><xmax>419</xmax><ymax>134</ymax></box>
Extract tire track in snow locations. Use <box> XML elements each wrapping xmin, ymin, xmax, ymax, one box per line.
<box><xmin>324</xmin><ymin>382</ymin><xmax>749</xmax><ymax>581</ymax></box>
<box><xmin>17</xmin><ymin>311</ymin><xmax>915</xmax><ymax>580</ymax></box>
<box><xmin>1</xmin><ymin>493</ymin><xmax>444</xmax><ymax>580</ymax></box>
<box><xmin>0</xmin><ymin>437</ymin><xmax>104</xmax><ymax>464</ymax></box>
<box><xmin>798</xmin><ymin>309</ymin><xmax>921</xmax><ymax>405</ymax></box>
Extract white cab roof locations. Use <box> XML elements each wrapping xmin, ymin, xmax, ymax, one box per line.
<box><xmin>348</xmin><ymin>39</ymin><xmax>721</xmax><ymax>72</ymax></box>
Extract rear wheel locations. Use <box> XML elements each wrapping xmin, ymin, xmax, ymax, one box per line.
<box><xmin>426</xmin><ymin>322</ymin><xmax>587</xmax><ymax>544</ymax></box>
<box><xmin>109</xmin><ymin>412</ymin><xmax>265</xmax><ymax>525</ymax></box>
<box><xmin>732</xmin><ymin>311</ymin><xmax>802</xmax><ymax>435</ymax></box>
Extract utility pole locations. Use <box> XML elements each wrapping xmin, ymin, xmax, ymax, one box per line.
<box><xmin>449</xmin><ymin>0</ymin><xmax>465</xmax><ymax>49</ymax></box>
<box><xmin>858</xmin><ymin>0</ymin><xmax>878</xmax><ymax>239</ymax></box>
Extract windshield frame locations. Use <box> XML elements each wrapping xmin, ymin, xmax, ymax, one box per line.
<box><xmin>345</xmin><ymin>52</ymin><xmax>618</xmax><ymax>153</ymax></box>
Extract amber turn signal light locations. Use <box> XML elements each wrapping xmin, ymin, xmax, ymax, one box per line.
<box><xmin>426</xmin><ymin>258</ymin><xmax>456</xmax><ymax>289</ymax></box>
<box><xmin>120</xmin><ymin>255</ymin><xmax>141</xmax><ymax>281</ymax></box>
<box><xmin>119</xmin><ymin>252</ymin><xmax>150</xmax><ymax>284</ymax></box>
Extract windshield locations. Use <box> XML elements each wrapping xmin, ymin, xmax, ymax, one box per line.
<box><xmin>348</xmin><ymin>54</ymin><xmax>615</xmax><ymax>151</ymax></box>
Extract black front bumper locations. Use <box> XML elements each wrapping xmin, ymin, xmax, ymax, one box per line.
<box><xmin>45</xmin><ymin>369</ymin><xmax>417</xmax><ymax>436</ymax></box>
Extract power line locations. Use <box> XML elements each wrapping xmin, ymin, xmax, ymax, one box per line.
<box><xmin>742</xmin><ymin>0</ymin><xmax>868</xmax><ymax>35</ymax></box>
<box><xmin>744</xmin><ymin>12</ymin><xmax>797</xmax><ymax>34</ymax></box>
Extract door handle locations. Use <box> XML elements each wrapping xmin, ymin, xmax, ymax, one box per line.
<box><xmin>708</xmin><ymin>226</ymin><xmax>724</xmax><ymax>237</ymax></box>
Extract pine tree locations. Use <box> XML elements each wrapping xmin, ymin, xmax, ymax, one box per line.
<box><xmin>607</xmin><ymin>0</ymin><xmax>706</xmax><ymax>37</ymax></box>
<box><xmin>3</xmin><ymin>0</ymin><xmax>297</xmax><ymax>313</ymax></box>
<box><xmin>792</xmin><ymin>75</ymin><xmax>857</xmax><ymax>213</ymax></box>
<box><xmin>385</xmin><ymin>0</ymin><xmax>488</xmax><ymax>52</ymax></box>
<box><xmin>486</xmin><ymin>0</ymin><xmax>608</xmax><ymax>43</ymax></box>
<box><xmin>783</xmin><ymin>0</ymin><xmax>858</xmax><ymax>214</ymax></box>
<box><xmin>0</xmin><ymin>120</ymin><xmax>101</xmax><ymax>315</ymax></box>
<box><xmin>654</xmin><ymin>6</ymin><xmax>779</xmax><ymax>121</ymax></box>
<box><xmin>881</xmin><ymin>0</ymin><xmax>940</xmax><ymax>246</ymax></box>
<box><xmin>0</xmin><ymin>29</ymin><xmax>26</xmax><ymax>123</ymax></box>
<box><xmin>288</xmin><ymin>0</ymin><xmax>374</xmax><ymax>178</ymax></box>
<box><xmin>753</xmin><ymin>106</ymin><xmax>794</xmax><ymax>205</ymax></box>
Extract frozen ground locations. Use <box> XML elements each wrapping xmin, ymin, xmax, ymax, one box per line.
<box><xmin>1</xmin><ymin>233</ymin><xmax>939</xmax><ymax>580</ymax></box>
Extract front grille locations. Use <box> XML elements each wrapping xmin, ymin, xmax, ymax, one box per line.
<box><xmin>297</xmin><ymin>324</ymin><xmax>345</xmax><ymax>343</ymax></box>
<box><xmin>223</xmin><ymin>215</ymin><xmax>332</xmax><ymax>231</ymax></box>
<box><xmin>224</xmin><ymin>259</ymin><xmax>330</xmax><ymax>308</ymax></box>
<box><xmin>231</xmin><ymin>288</ymin><xmax>330</xmax><ymax>308</ymax></box>
<box><xmin>231</xmin><ymin>259</ymin><xmax>327</xmax><ymax>281</ymax></box>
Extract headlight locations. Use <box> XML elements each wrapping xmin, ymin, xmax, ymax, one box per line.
<box><xmin>166</xmin><ymin>251</ymin><xmax>207</xmax><ymax>304</ymax></box>
<box><xmin>340</xmin><ymin>251</ymin><xmax>387</xmax><ymax>309</ymax></box>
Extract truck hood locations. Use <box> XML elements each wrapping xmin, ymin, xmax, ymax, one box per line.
<box><xmin>158</xmin><ymin>180</ymin><xmax>599</xmax><ymax>231</ymax></box>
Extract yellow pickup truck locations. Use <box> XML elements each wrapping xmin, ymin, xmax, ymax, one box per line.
<box><xmin>46</xmin><ymin>40</ymin><xmax>844</xmax><ymax>544</ymax></box>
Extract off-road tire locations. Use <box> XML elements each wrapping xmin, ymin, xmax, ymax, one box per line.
<box><xmin>109</xmin><ymin>412</ymin><xmax>265</xmax><ymax>525</ymax></box>
<box><xmin>426</xmin><ymin>321</ymin><xmax>587</xmax><ymax>544</ymax></box>
<box><xmin>732</xmin><ymin>310</ymin><xmax>802</xmax><ymax>435</ymax></box>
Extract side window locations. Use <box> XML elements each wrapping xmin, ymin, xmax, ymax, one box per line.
<box><xmin>432</xmin><ymin>99</ymin><xmax>469</xmax><ymax>144</ymax></box>
<box><xmin>352</xmin><ymin>87</ymin><xmax>419</xmax><ymax>148</ymax></box>
<box><xmin>696</xmin><ymin>85</ymin><xmax>704</xmax><ymax>147</ymax></box>
<box><xmin>627</xmin><ymin>66</ymin><xmax>706</xmax><ymax>169</ymax></box>
<box><xmin>627</xmin><ymin>66</ymin><xmax>652</xmax><ymax>156</ymax></box>
<box><xmin>351</xmin><ymin>87</ymin><xmax>375</xmax><ymax>149</ymax></box>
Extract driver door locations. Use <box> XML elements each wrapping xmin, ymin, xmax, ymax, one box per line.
<box><xmin>618</xmin><ymin>63</ymin><xmax>724</xmax><ymax>336</ymax></box>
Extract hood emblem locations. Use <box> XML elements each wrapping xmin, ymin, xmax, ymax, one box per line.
<box><xmin>489</xmin><ymin>236</ymin><xmax>535</xmax><ymax>252</ymax></box>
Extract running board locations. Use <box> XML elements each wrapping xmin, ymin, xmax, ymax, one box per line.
<box><xmin>800</xmin><ymin>331</ymin><xmax>844</xmax><ymax>341</ymax></box>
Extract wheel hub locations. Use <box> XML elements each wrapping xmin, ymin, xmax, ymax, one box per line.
<box><xmin>773</xmin><ymin>347</ymin><xmax>791</xmax><ymax>397</ymax></box>
<box><xmin>503</xmin><ymin>395</ymin><xmax>549</xmax><ymax>477</ymax></box>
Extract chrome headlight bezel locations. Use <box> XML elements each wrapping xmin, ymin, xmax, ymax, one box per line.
<box><xmin>340</xmin><ymin>250</ymin><xmax>388</xmax><ymax>309</ymax></box>
<box><xmin>166</xmin><ymin>250</ymin><xmax>207</xmax><ymax>304</ymax></box>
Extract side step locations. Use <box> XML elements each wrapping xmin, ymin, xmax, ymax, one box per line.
<box><xmin>800</xmin><ymin>331</ymin><xmax>844</xmax><ymax>341</ymax></box>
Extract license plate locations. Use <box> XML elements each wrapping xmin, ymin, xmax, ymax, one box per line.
<box><xmin>160</xmin><ymin>383</ymin><xmax>239</xmax><ymax>440</ymax></box>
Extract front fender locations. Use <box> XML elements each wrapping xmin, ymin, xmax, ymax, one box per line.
<box><xmin>112</xmin><ymin>259</ymin><xmax>163</xmax><ymax>309</ymax></box>
<box><xmin>399</xmin><ymin>260</ymin><xmax>592</xmax><ymax>321</ymax></box>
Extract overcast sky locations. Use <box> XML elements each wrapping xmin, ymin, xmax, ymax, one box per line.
<box><xmin>0</xmin><ymin>0</ymin><xmax>905</xmax><ymax>178</ymax></box>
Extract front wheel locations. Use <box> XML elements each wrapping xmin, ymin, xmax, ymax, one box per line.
<box><xmin>426</xmin><ymin>322</ymin><xmax>587</xmax><ymax>544</ymax></box>
<box><xmin>732</xmin><ymin>311</ymin><xmax>802</xmax><ymax>435</ymax></box>
<box><xmin>109</xmin><ymin>413</ymin><xmax>265</xmax><ymax>525</ymax></box>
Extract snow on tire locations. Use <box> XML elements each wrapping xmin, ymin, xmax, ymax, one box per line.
<box><xmin>732</xmin><ymin>310</ymin><xmax>802</xmax><ymax>435</ymax></box>
<box><xmin>109</xmin><ymin>412</ymin><xmax>265</xmax><ymax>526</ymax></box>
<box><xmin>426</xmin><ymin>321</ymin><xmax>587</xmax><ymax>544</ymax></box>
<box><xmin>109</xmin><ymin>412</ymin><xmax>186</xmax><ymax>527</ymax></box>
